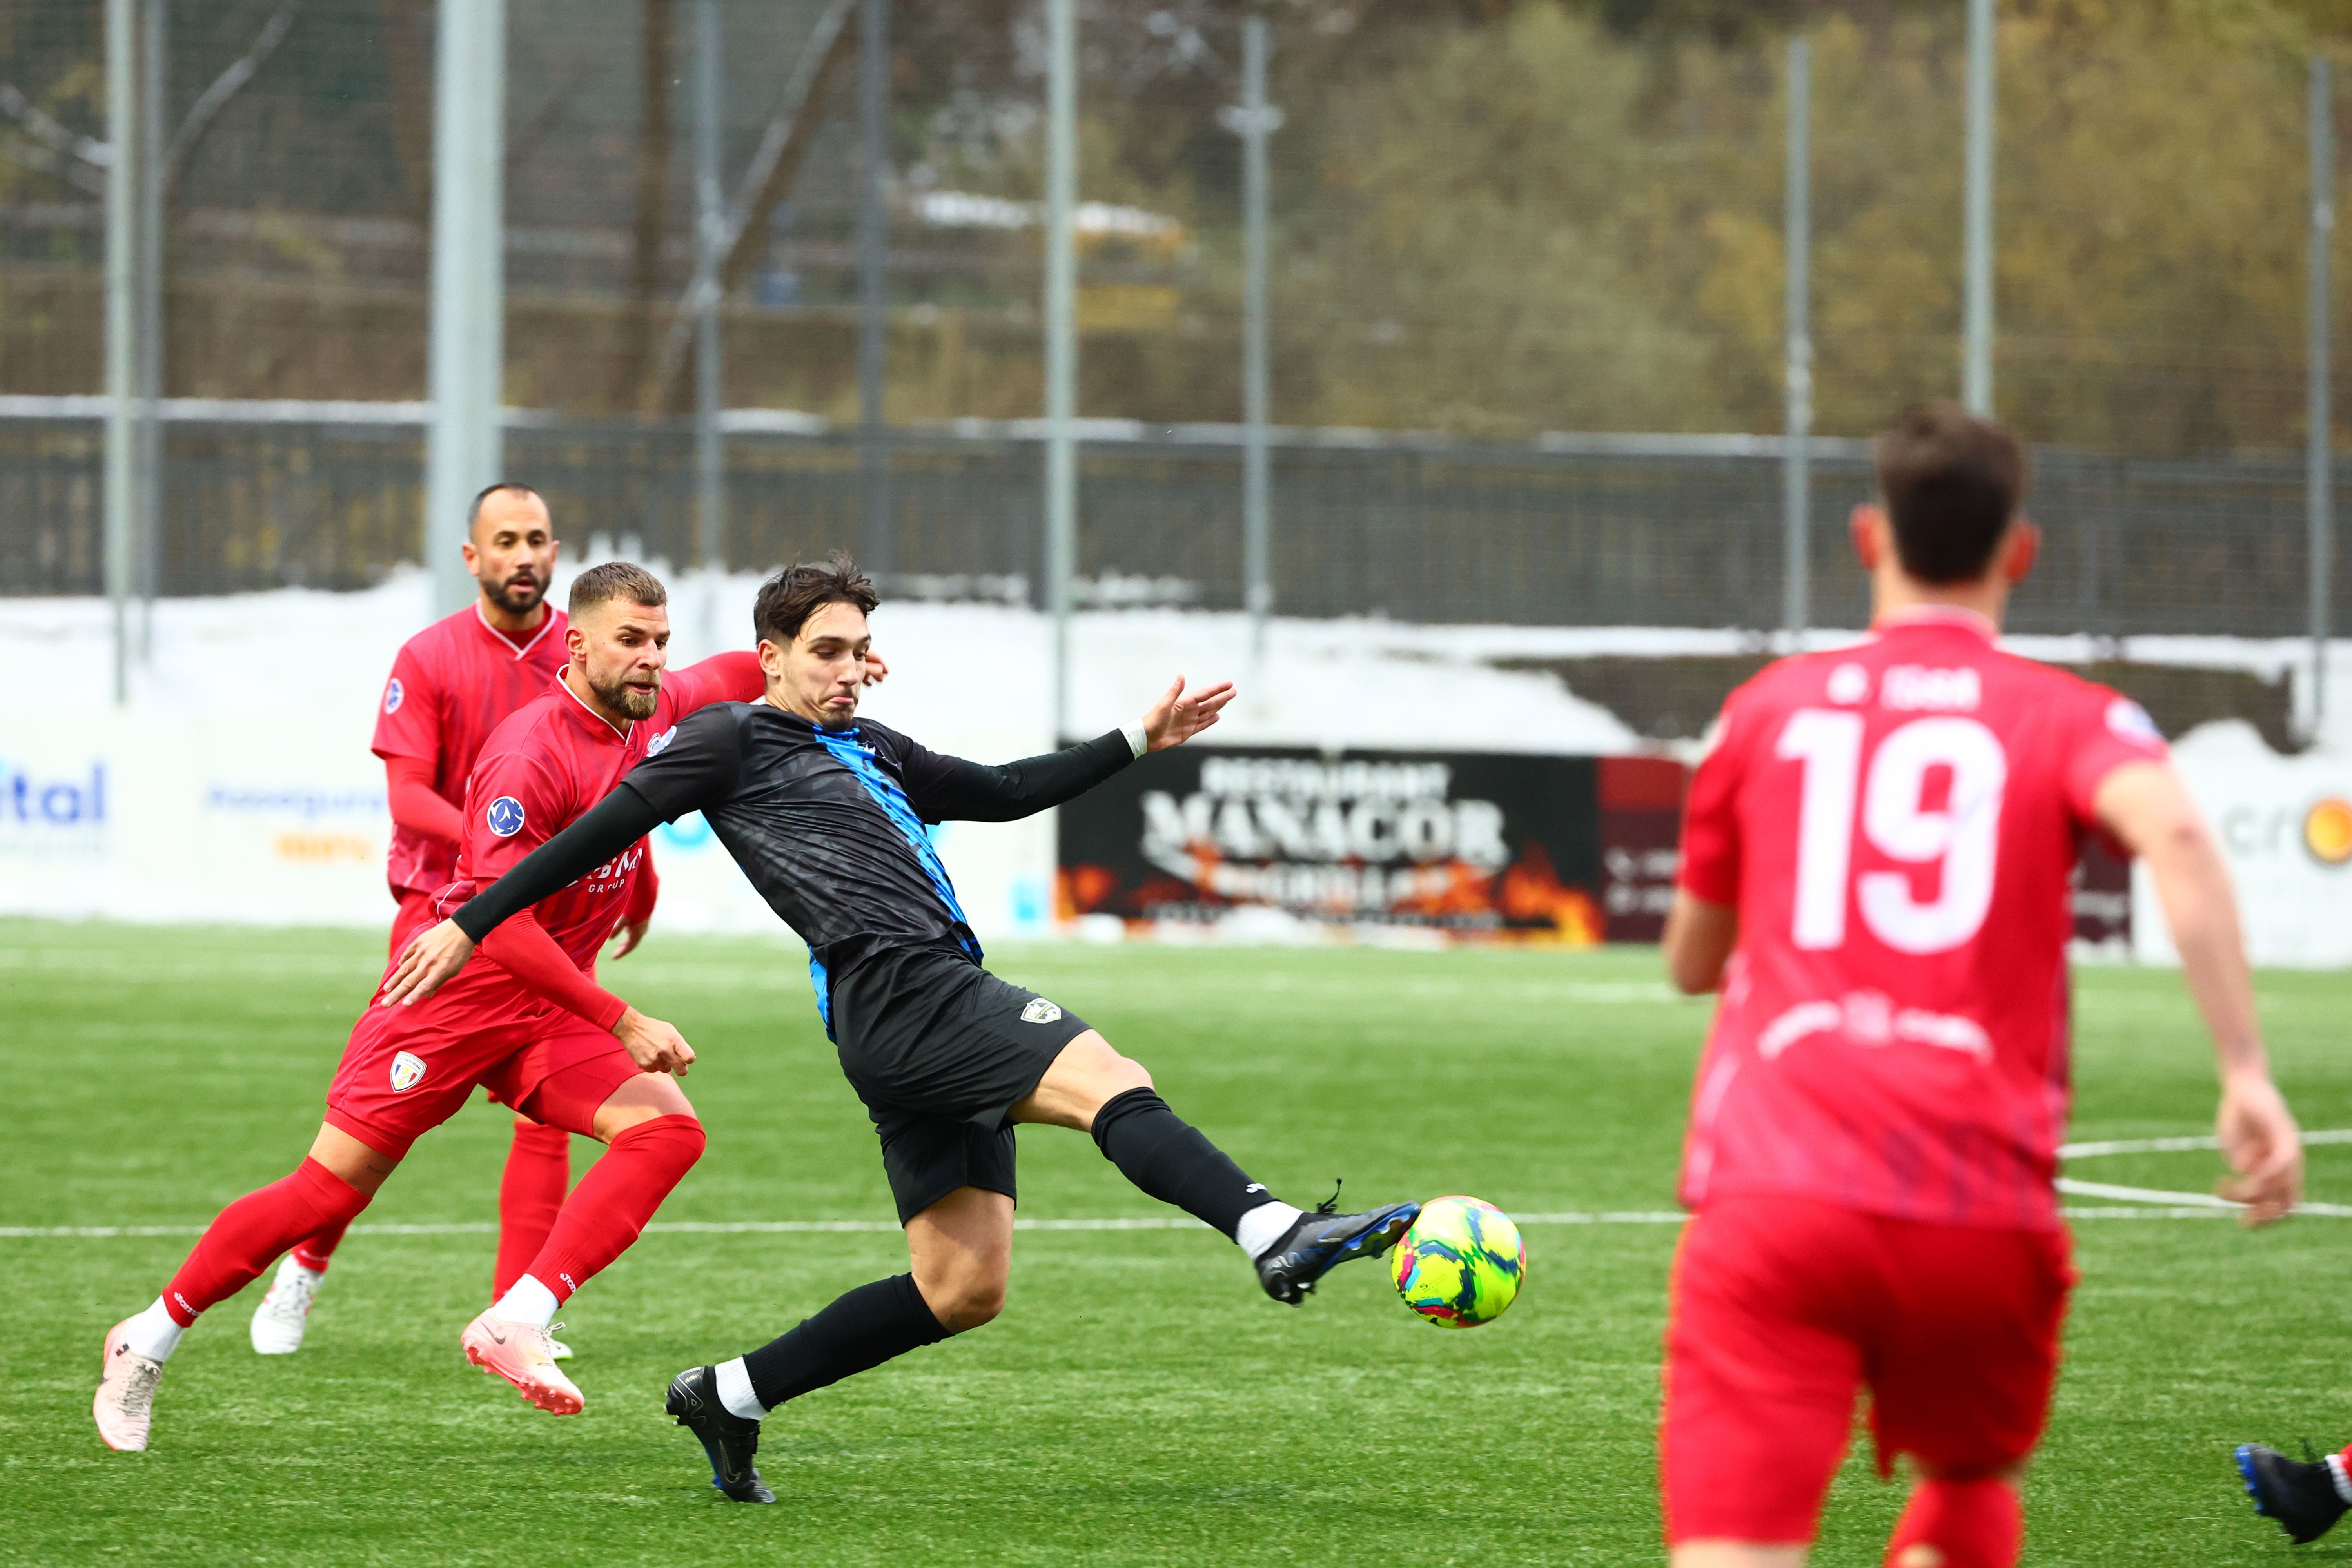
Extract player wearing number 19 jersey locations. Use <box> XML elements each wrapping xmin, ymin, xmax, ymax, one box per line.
<box><xmin>1658</xmin><ymin>403</ymin><xmax>2302</xmax><ymax>1568</ymax></box>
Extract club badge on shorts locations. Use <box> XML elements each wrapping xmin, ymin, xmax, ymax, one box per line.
<box><xmin>1020</xmin><ymin>998</ymin><xmax>1063</xmax><ymax>1025</ymax></box>
<box><xmin>390</xmin><ymin>1050</ymin><xmax>426</xmax><ymax>1093</ymax></box>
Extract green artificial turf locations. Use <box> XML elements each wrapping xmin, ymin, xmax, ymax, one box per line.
<box><xmin>4</xmin><ymin>918</ymin><xmax>2350</xmax><ymax>1564</ymax></box>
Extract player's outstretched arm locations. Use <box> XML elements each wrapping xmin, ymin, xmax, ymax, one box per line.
<box><xmin>2095</xmin><ymin>759</ymin><xmax>2303</xmax><ymax>1225</ymax></box>
<box><xmin>895</xmin><ymin>677</ymin><xmax>1238</xmax><ymax>824</ymax></box>
<box><xmin>379</xmin><ymin>784</ymin><xmax>668</xmax><ymax>1005</ymax></box>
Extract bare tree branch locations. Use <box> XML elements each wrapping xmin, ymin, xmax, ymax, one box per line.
<box><xmin>646</xmin><ymin>0</ymin><xmax>858</xmax><ymax>413</ymax></box>
<box><xmin>162</xmin><ymin>0</ymin><xmax>303</xmax><ymax>192</ymax></box>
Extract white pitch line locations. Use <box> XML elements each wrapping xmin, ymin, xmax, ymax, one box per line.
<box><xmin>2058</xmin><ymin>1127</ymin><xmax>2352</xmax><ymax>1160</ymax></box>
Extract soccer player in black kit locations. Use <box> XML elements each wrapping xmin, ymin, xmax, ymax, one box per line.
<box><xmin>382</xmin><ymin>555</ymin><xmax>1421</xmax><ymax>1503</ymax></box>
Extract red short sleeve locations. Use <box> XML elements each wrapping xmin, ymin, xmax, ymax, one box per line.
<box><xmin>371</xmin><ymin>643</ymin><xmax>441</xmax><ymax>763</ymax></box>
<box><xmin>461</xmin><ymin>750</ymin><xmax>572</xmax><ymax>884</ymax></box>
<box><xmin>671</xmin><ymin>650</ymin><xmax>765</xmax><ymax>711</ymax></box>
<box><xmin>1677</xmin><ymin>702</ymin><xmax>1748</xmax><ymax>907</ymax></box>
<box><xmin>2059</xmin><ymin>686</ymin><xmax>2170</xmax><ymax>828</ymax></box>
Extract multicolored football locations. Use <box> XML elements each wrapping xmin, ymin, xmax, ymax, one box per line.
<box><xmin>1390</xmin><ymin>1195</ymin><xmax>1525</xmax><ymax>1328</ymax></box>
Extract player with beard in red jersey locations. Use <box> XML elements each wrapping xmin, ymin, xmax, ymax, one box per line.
<box><xmin>248</xmin><ymin>483</ymin><xmax>886</xmax><ymax>1359</ymax></box>
<box><xmin>94</xmin><ymin>563</ymin><xmax>760</xmax><ymax>1450</ymax></box>
<box><xmin>1656</xmin><ymin>403</ymin><xmax>2303</xmax><ymax>1568</ymax></box>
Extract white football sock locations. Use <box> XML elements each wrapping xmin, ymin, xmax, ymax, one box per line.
<box><xmin>1235</xmin><ymin>1200</ymin><xmax>1306</xmax><ymax>1260</ymax></box>
<box><xmin>490</xmin><ymin>1274</ymin><xmax>560</xmax><ymax>1330</ymax></box>
<box><xmin>714</xmin><ymin>1356</ymin><xmax>768</xmax><ymax>1421</ymax></box>
<box><xmin>2328</xmin><ymin>1454</ymin><xmax>2352</xmax><ymax>1507</ymax></box>
<box><xmin>121</xmin><ymin>1297</ymin><xmax>187</xmax><ymax>1362</ymax></box>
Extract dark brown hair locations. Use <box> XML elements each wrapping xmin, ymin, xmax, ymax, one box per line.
<box><xmin>568</xmin><ymin>560</ymin><xmax>668</xmax><ymax>616</ymax></box>
<box><xmin>1873</xmin><ymin>401</ymin><xmax>2031</xmax><ymax>584</ymax></box>
<box><xmin>754</xmin><ymin>552</ymin><xmax>879</xmax><ymax>646</ymax></box>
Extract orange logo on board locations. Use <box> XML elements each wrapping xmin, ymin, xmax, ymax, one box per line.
<box><xmin>2304</xmin><ymin>799</ymin><xmax>2352</xmax><ymax>867</ymax></box>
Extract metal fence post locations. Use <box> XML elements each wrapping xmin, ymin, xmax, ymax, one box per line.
<box><xmin>1044</xmin><ymin>0</ymin><xmax>1077</xmax><ymax>740</ymax></box>
<box><xmin>2312</xmin><ymin>55</ymin><xmax>2335</xmax><ymax>742</ymax></box>
<box><xmin>1782</xmin><ymin>35</ymin><xmax>1811</xmax><ymax>644</ymax></box>
<box><xmin>858</xmin><ymin>0</ymin><xmax>891</xmax><ymax>577</ymax></box>
<box><xmin>1962</xmin><ymin>0</ymin><xmax>1995</xmax><ymax>416</ymax></box>
<box><xmin>1224</xmin><ymin>15</ymin><xmax>1280</xmax><ymax>662</ymax></box>
<box><xmin>105</xmin><ymin>0</ymin><xmax>138</xmax><ymax>703</ymax></box>
<box><xmin>425</xmin><ymin>0</ymin><xmax>506</xmax><ymax>615</ymax></box>
<box><xmin>693</xmin><ymin>0</ymin><xmax>725</xmax><ymax>573</ymax></box>
<box><xmin>136</xmin><ymin>0</ymin><xmax>165</xmax><ymax>649</ymax></box>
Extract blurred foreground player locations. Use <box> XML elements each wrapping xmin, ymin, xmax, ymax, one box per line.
<box><xmin>382</xmin><ymin>555</ymin><xmax>1421</xmax><ymax>1504</ymax></box>
<box><xmin>1657</xmin><ymin>403</ymin><xmax>2302</xmax><ymax>1568</ymax></box>
<box><xmin>248</xmin><ymin>485</ymin><xmax>886</xmax><ymax>1358</ymax></box>
<box><xmin>93</xmin><ymin>563</ymin><xmax>765</xmax><ymax>1451</ymax></box>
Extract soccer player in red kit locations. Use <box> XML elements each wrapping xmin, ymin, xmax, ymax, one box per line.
<box><xmin>1656</xmin><ymin>403</ymin><xmax>2303</xmax><ymax>1568</ymax></box>
<box><xmin>249</xmin><ymin>483</ymin><xmax>886</xmax><ymax>1356</ymax></box>
<box><xmin>247</xmin><ymin>480</ymin><xmax>586</xmax><ymax>1356</ymax></box>
<box><xmin>93</xmin><ymin>562</ymin><xmax>764</xmax><ymax>1450</ymax></box>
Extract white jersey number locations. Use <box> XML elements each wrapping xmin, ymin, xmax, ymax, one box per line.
<box><xmin>1777</xmin><ymin>710</ymin><xmax>2008</xmax><ymax>954</ymax></box>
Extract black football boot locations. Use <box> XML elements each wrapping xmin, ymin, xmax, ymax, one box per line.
<box><xmin>667</xmin><ymin>1366</ymin><xmax>776</xmax><ymax>1504</ymax></box>
<box><xmin>2236</xmin><ymin>1442</ymin><xmax>2348</xmax><ymax>1544</ymax></box>
<box><xmin>1255</xmin><ymin>1187</ymin><xmax>1421</xmax><ymax>1305</ymax></box>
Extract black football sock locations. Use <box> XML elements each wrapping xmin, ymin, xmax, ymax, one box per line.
<box><xmin>740</xmin><ymin>1272</ymin><xmax>950</xmax><ymax>1410</ymax></box>
<box><xmin>1089</xmin><ymin>1087</ymin><xmax>1269</xmax><ymax>1240</ymax></box>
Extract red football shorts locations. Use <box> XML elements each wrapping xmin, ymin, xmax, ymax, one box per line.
<box><xmin>325</xmin><ymin>984</ymin><xmax>640</xmax><ymax>1160</ymax></box>
<box><xmin>1659</xmin><ymin>1193</ymin><xmax>2074</xmax><ymax>1546</ymax></box>
<box><xmin>389</xmin><ymin>887</ymin><xmax>439</xmax><ymax>961</ymax></box>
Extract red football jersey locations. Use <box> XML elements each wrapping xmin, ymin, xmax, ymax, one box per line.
<box><xmin>433</xmin><ymin>653</ymin><xmax>764</xmax><ymax>975</ymax></box>
<box><xmin>1674</xmin><ymin>608</ymin><xmax>2169</xmax><ymax>1230</ymax></box>
<box><xmin>373</xmin><ymin>603</ymin><xmax>570</xmax><ymax>897</ymax></box>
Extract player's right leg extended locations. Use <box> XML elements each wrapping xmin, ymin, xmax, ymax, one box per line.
<box><xmin>96</xmin><ymin>1124</ymin><xmax>393</xmax><ymax>1452</ymax></box>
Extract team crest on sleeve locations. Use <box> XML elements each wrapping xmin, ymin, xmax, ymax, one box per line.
<box><xmin>2105</xmin><ymin>698</ymin><xmax>2163</xmax><ymax>748</ymax></box>
<box><xmin>1020</xmin><ymin>997</ymin><xmax>1063</xmax><ymax>1025</ymax></box>
<box><xmin>389</xmin><ymin>1051</ymin><xmax>426</xmax><ymax>1093</ymax></box>
<box><xmin>647</xmin><ymin>725</ymin><xmax>677</xmax><ymax>757</ymax></box>
<box><xmin>486</xmin><ymin>795</ymin><xmax>527</xmax><ymax>837</ymax></box>
<box><xmin>383</xmin><ymin>677</ymin><xmax>405</xmax><ymax>715</ymax></box>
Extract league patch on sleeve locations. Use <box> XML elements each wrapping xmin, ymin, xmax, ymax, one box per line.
<box><xmin>647</xmin><ymin>725</ymin><xmax>677</xmax><ymax>757</ymax></box>
<box><xmin>486</xmin><ymin>795</ymin><xmax>527</xmax><ymax>837</ymax></box>
<box><xmin>383</xmin><ymin>677</ymin><xmax>405</xmax><ymax>715</ymax></box>
<box><xmin>2105</xmin><ymin>698</ymin><xmax>2164</xmax><ymax>749</ymax></box>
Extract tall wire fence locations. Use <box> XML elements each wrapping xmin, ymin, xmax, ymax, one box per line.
<box><xmin>1</xmin><ymin>0</ymin><xmax>2346</xmax><ymax>636</ymax></box>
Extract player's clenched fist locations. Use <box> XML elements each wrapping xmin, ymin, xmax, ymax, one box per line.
<box><xmin>380</xmin><ymin>918</ymin><xmax>477</xmax><ymax>1006</ymax></box>
<box><xmin>614</xmin><ymin>1008</ymin><xmax>695</xmax><ymax>1078</ymax></box>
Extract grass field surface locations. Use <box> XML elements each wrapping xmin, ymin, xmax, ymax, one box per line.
<box><xmin>5</xmin><ymin>918</ymin><xmax>2350</xmax><ymax>1565</ymax></box>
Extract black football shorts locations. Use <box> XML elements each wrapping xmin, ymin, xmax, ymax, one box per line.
<box><xmin>826</xmin><ymin>945</ymin><xmax>1094</xmax><ymax>1225</ymax></box>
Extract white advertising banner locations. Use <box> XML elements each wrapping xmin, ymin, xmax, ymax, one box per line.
<box><xmin>2133</xmin><ymin>723</ymin><xmax>2352</xmax><ymax>968</ymax></box>
<box><xmin>0</xmin><ymin>705</ymin><xmax>1052</xmax><ymax>947</ymax></box>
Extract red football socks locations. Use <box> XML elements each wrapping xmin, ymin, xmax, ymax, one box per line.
<box><xmin>493</xmin><ymin>1118</ymin><xmax>574</xmax><ymax>1300</ymax></box>
<box><xmin>1883</xmin><ymin>1476</ymin><xmax>2022</xmax><ymax>1568</ymax></box>
<box><xmin>162</xmin><ymin>1158</ymin><xmax>371</xmax><ymax>1326</ymax></box>
<box><xmin>290</xmin><ymin>1218</ymin><xmax>350</xmax><ymax>1273</ymax></box>
<box><xmin>519</xmin><ymin>1114</ymin><xmax>703</xmax><ymax>1304</ymax></box>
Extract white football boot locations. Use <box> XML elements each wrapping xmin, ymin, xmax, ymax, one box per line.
<box><xmin>249</xmin><ymin>1255</ymin><xmax>325</xmax><ymax>1354</ymax></box>
<box><xmin>94</xmin><ymin>1318</ymin><xmax>165</xmax><ymax>1452</ymax></box>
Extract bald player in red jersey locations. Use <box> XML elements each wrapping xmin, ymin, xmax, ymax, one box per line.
<box><xmin>93</xmin><ymin>563</ymin><xmax>764</xmax><ymax>1450</ymax></box>
<box><xmin>1656</xmin><ymin>404</ymin><xmax>2303</xmax><ymax>1568</ymax></box>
